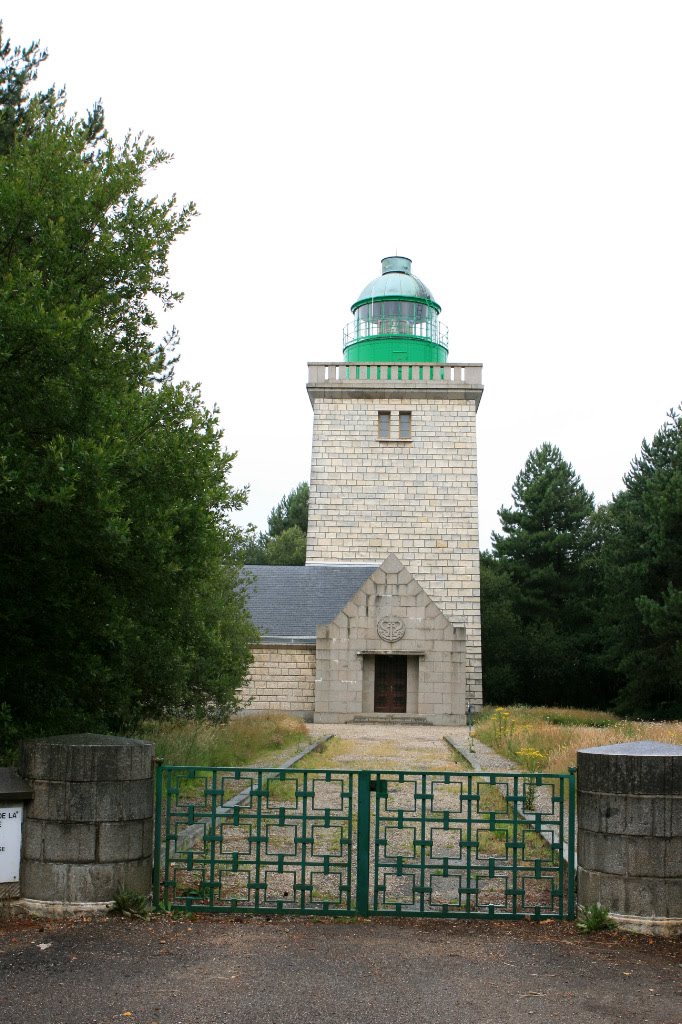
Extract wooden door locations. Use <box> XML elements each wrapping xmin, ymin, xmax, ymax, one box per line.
<box><xmin>374</xmin><ymin>656</ymin><xmax>407</xmax><ymax>713</ymax></box>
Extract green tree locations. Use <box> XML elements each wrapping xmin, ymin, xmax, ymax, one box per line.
<box><xmin>261</xmin><ymin>525</ymin><xmax>308</xmax><ymax>565</ymax></box>
<box><xmin>0</xmin><ymin>31</ymin><xmax>63</xmax><ymax>154</ymax></box>
<box><xmin>487</xmin><ymin>443</ymin><xmax>610</xmax><ymax>707</ymax></box>
<box><xmin>480</xmin><ymin>553</ymin><xmax>524</xmax><ymax>704</ymax></box>
<box><xmin>0</xmin><ymin>30</ymin><xmax>257</xmax><ymax>741</ymax></box>
<box><xmin>242</xmin><ymin>482</ymin><xmax>309</xmax><ymax>565</ymax></box>
<box><xmin>493</xmin><ymin>444</ymin><xmax>595</xmax><ymax>609</ymax></box>
<box><xmin>601</xmin><ymin>409</ymin><xmax>682</xmax><ymax>718</ymax></box>
<box><xmin>267</xmin><ymin>482</ymin><xmax>309</xmax><ymax>537</ymax></box>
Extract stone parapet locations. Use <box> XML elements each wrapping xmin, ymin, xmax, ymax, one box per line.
<box><xmin>307</xmin><ymin>362</ymin><xmax>483</xmax><ymax>409</ymax></box>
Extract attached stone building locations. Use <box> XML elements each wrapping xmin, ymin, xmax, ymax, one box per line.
<box><xmin>242</xmin><ymin>256</ymin><xmax>483</xmax><ymax>725</ymax></box>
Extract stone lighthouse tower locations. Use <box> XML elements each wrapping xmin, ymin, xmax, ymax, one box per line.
<box><xmin>306</xmin><ymin>256</ymin><xmax>484</xmax><ymax>710</ymax></box>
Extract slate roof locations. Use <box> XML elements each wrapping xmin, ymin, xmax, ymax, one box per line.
<box><xmin>243</xmin><ymin>564</ymin><xmax>379</xmax><ymax>642</ymax></box>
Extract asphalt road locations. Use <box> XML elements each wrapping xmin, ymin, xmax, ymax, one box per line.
<box><xmin>1</xmin><ymin>914</ymin><xmax>681</xmax><ymax>1024</ymax></box>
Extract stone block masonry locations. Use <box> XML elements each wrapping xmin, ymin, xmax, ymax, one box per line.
<box><xmin>314</xmin><ymin>555</ymin><xmax>467</xmax><ymax>725</ymax></box>
<box><xmin>306</xmin><ymin>382</ymin><xmax>482</xmax><ymax>707</ymax></box>
<box><xmin>240</xmin><ymin>644</ymin><xmax>316</xmax><ymax>720</ymax></box>
<box><xmin>17</xmin><ymin>734</ymin><xmax>155</xmax><ymax>912</ymax></box>
<box><xmin>577</xmin><ymin>740</ymin><xmax>682</xmax><ymax>936</ymax></box>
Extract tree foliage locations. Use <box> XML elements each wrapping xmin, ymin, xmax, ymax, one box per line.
<box><xmin>492</xmin><ymin>443</ymin><xmax>595</xmax><ymax>597</ymax></box>
<box><xmin>268</xmin><ymin>482</ymin><xmax>308</xmax><ymax>537</ymax></box>
<box><xmin>485</xmin><ymin>444</ymin><xmax>613</xmax><ymax>708</ymax></box>
<box><xmin>242</xmin><ymin>482</ymin><xmax>309</xmax><ymax>565</ymax></box>
<box><xmin>600</xmin><ymin>409</ymin><xmax>682</xmax><ymax>718</ymax></box>
<box><xmin>483</xmin><ymin>420</ymin><xmax>682</xmax><ymax>719</ymax></box>
<box><xmin>0</xmin><ymin>29</ymin><xmax>257</xmax><ymax>741</ymax></box>
<box><xmin>480</xmin><ymin>552</ymin><xmax>524</xmax><ymax>703</ymax></box>
<box><xmin>0</xmin><ymin>32</ymin><xmax>62</xmax><ymax>155</ymax></box>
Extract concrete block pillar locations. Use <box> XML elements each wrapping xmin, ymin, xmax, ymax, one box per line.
<box><xmin>577</xmin><ymin>740</ymin><xmax>682</xmax><ymax>936</ymax></box>
<box><xmin>19</xmin><ymin>734</ymin><xmax>155</xmax><ymax>913</ymax></box>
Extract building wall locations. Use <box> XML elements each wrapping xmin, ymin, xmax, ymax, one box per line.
<box><xmin>306</xmin><ymin>390</ymin><xmax>482</xmax><ymax>706</ymax></box>
<box><xmin>240</xmin><ymin>644</ymin><xmax>316</xmax><ymax>719</ymax></box>
<box><xmin>314</xmin><ymin>557</ymin><xmax>467</xmax><ymax>725</ymax></box>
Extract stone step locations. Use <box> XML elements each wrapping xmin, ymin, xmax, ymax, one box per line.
<box><xmin>351</xmin><ymin>715</ymin><xmax>428</xmax><ymax>726</ymax></box>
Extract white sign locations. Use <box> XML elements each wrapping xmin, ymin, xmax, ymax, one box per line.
<box><xmin>0</xmin><ymin>806</ymin><xmax>23</xmax><ymax>883</ymax></box>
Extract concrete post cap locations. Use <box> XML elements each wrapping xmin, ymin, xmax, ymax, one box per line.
<box><xmin>578</xmin><ymin>740</ymin><xmax>682</xmax><ymax>756</ymax></box>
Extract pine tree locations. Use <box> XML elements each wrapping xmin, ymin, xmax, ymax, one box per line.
<box><xmin>601</xmin><ymin>409</ymin><xmax>682</xmax><ymax>718</ymax></box>
<box><xmin>241</xmin><ymin>483</ymin><xmax>309</xmax><ymax>565</ymax></box>
<box><xmin>487</xmin><ymin>444</ymin><xmax>610</xmax><ymax>706</ymax></box>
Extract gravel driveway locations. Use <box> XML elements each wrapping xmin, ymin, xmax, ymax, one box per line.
<box><xmin>305</xmin><ymin>721</ymin><xmax>472</xmax><ymax>770</ymax></box>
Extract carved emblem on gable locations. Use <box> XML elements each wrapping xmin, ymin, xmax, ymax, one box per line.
<box><xmin>377</xmin><ymin>616</ymin><xmax>405</xmax><ymax>643</ymax></box>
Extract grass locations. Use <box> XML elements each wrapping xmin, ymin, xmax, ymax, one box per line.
<box><xmin>577</xmin><ymin>902</ymin><xmax>616</xmax><ymax>932</ymax></box>
<box><xmin>474</xmin><ymin>705</ymin><xmax>682</xmax><ymax>773</ymax></box>
<box><xmin>136</xmin><ymin>712</ymin><xmax>309</xmax><ymax>767</ymax></box>
<box><xmin>112</xmin><ymin>888</ymin><xmax>151</xmax><ymax>919</ymax></box>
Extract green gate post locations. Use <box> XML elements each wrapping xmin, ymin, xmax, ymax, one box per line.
<box><xmin>356</xmin><ymin>772</ymin><xmax>371</xmax><ymax>916</ymax></box>
<box><xmin>567</xmin><ymin>767</ymin><xmax>576</xmax><ymax>919</ymax></box>
<box><xmin>152</xmin><ymin>761</ymin><xmax>164</xmax><ymax>909</ymax></box>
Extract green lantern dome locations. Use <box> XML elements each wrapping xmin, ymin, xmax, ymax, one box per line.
<box><xmin>343</xmin><ymin>256</ymin><xmax>448</xmax><ymax>363</ymax></box>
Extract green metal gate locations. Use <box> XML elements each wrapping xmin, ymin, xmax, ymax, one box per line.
<box><xmin>153</xmin><ymin>766</ymin><xmax>575</xmax><ymax>919</ymax></box>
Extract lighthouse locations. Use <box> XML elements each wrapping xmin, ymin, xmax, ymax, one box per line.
<box><xmin>243</xmin><ymin>256</ymin><xmax>483</xmax><ymax>724</ymax></box>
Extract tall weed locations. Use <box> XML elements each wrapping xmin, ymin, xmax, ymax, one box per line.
<box><xmin>475</xmin><ymin>705</ymin><xmax>682</xmax><ymax>773</ymax></box>
<box><xmin>136</xmin><ymin>713</ymin><xmax>308</xmax><ymax>766</ymax></box>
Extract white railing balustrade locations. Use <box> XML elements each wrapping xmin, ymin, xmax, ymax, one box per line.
<box><xmin>308</xmin><ymin>362</ymin><xmax>483</xmax><ymax>387</ymax></box>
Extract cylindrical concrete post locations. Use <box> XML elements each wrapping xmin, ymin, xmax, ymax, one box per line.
<box><xmin>19</xmin><ymin>734</ymin><xmax>155</xmax><ymax>913</ymax></box>
<box><xmin>577</xmin><ymin>740</ymin><xmax>682</xmax><ymax>936</ymax></box>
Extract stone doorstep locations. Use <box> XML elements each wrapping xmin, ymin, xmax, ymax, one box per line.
<box><xmin>351</xmin><ymin>714</ymin><xmax>428</xmax><ymax>726</ymax></box>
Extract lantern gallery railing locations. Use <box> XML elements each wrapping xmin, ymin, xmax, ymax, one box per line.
<box><xmin>342</xmin><ymin>316</ymin><xmax>449</xmax><ymax>351</ymax></box>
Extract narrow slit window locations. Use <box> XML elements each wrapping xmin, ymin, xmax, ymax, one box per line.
<box><xmin>378</xmin><ymin>411</ymin><xmax>391</xmax><ymax>439</ymax></box>
<box><xmin>399</xmin><ymin>411</ymin><xmax>412</xmax><ymax>440</ymax></box>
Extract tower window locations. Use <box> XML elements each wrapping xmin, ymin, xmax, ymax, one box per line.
<box><xmin>377</xmin><ymin>411</ymin><xmax>413</xmax><ymax>441</ymax></box>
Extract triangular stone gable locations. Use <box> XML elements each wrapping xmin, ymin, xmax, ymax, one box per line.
<box><xmin>313</xmin><ymin>553</ymin><xmax>467</xmax><ymax>723</ymax></box>
<box><xmin>318</xmin><ymin>553</ymin><xmax>464</xmax><ymax>648</ymax></box>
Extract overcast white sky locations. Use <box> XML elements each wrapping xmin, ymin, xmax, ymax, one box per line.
<box><xmin>5</xmin><ymin>1</ymin><xmax>682</xmax><ymax>547</ymax></box>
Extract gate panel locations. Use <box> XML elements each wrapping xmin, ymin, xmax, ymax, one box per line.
<box><xmin>371</xmin><ymin>770</ymin><xmax>574</xmax><ymax>919</ymax></box>
<box><xmin>154</xmin><ymin>766</ymin><xmax>575</xmax><ymax>919</ymax></box>
<box><xmin>153</xmin><ymin>767</ymin><xmax>357</xmax><ymax>915</ymax></box>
